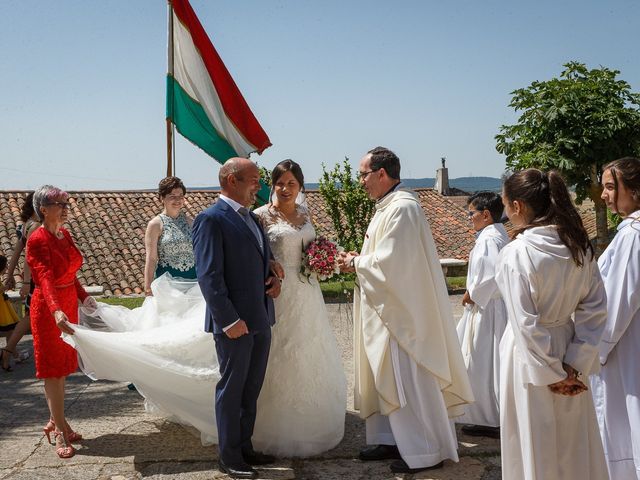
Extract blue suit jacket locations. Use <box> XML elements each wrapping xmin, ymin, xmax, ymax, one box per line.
<box><xmin>192</xmin><ymin>199</ymin><xmax>275</xmax><ymax>334</ymax></box>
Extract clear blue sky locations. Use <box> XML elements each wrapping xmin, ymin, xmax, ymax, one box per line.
<box><xmin>1</xmin><ymin>0</ymin><xmax>638</xmax><ymax>190</ymax></box>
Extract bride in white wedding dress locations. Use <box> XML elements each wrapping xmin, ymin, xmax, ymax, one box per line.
<box><xmin>252</xmin><ymin>160</ymin><xmax>347</xmax><ymax>456</ymax></box>
<box><xmin>64</xmin><ymin>160</ymin><xmax>346</xmax><ymax>457</ymax></box>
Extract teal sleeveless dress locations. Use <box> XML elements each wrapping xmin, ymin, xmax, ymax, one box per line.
<box><xmin>155</xmin><ymin>213</ymin><xmax>197</xmax><ymax>280</ymax></box>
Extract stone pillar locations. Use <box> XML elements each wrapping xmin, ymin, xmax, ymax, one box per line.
<box><xmin>434</xmin><ymin>158</ymin><xmax>450</xmax><ymax>195</ymax></box>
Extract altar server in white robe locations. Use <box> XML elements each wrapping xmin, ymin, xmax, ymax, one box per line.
<box><xmin>591</xmin><ymin>157</ymin><xmax>640</xmax><ymax>480</ymax></box>
<box><xmin>496</xmin><ymin>168</ymin><xmax>609</xmax><ymax>480</ymax></box>
<box><xmin>456</xmin><ymin>191</ymin><xmax>509</xmax><ymax>437</ymax></box>
<box><xmin>340</xmin><ymin>146</ymin><xmax>474</xmax><ymax>475</ymax></box>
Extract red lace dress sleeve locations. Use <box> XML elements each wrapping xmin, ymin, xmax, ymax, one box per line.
<box><xmin>26</xmin><ymin>227</ymin><xmax>87</xmax><ymax>378</ymax></box>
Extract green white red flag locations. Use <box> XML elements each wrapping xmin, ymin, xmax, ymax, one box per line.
<box><xmin>167</xmin><ymin>0</ymin><xmax>271</xmax><ymax>200</ymax></box>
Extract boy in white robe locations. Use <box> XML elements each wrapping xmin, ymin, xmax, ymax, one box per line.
<box><xmin>456</xmin><ymin>192</ymin><xmax>509</xmax><ymax>437</ymax></box>
<box><xmin>340</xmin><ymin>147</ymin><xmax>474</xmax><ymax>475</ymax></box>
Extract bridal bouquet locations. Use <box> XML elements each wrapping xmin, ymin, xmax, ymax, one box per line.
<box><xmin>301</xmin><ymin>237</ymin><xmax>343</xmax><ymax>281</ymax></box>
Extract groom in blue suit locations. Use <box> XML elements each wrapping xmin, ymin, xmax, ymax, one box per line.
<box><xmin>193</xmin><ymin>157</ymin><xmax>282</xmax><ymax>479</ymax></box>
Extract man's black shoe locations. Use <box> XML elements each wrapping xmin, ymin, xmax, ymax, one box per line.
<box><xmin>461</xmin><ymin>424</ymin><xmax>501</xmax><ymax>439</ymax></box>
<box><xmin>358</xmin><ymin>444</ymin><xmax>401</xmax><ymax>461</ymax></box>
<box><xmin>390</xmin><ymin>459</ymin><xmax>444</xmax><ymax>474</ymax></box>
<box><xmin>218</xmin><ymin>460</ymin><xmax>258</xmax><ymax>479</ymax></box>
<box><xmin>242</xmin><ymin>448</ymin><xmax>276</xmax><ymax>465</ymax></box>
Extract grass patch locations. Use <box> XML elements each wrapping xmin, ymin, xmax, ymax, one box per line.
<box><xmin>98</xmin><ymin>281</ymin><xmax>357</xmax><ymax>309</ymax></box>
<box><xmin>99</xmin><ymin>277</ymin><xmax>462</xmax><ymax>308</ymax></box>
<box><xmin>99</xmin><ymin>297</ymin><xmax>144</xmax><ymax>309</ymax></box>
<box><xmin>320</xmin><ymin>279</ymin><xmax>356</xmax><ymax>302</ymax></box>
<box><xmin>446</xmin><ymin>276</ymin><xmax>466</xmax><ymax>291</ymax></box>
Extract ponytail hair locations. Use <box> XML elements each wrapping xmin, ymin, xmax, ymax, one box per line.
<box><xmin>503</xmin><ymin>168</ymin><xmax>593</xmax><ymax>266</ymax></box>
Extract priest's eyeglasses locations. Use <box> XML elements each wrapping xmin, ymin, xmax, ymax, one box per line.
<box><xmin>467</xmin><ymin>209</ymin><xmax>483</xmax><ymax>218</ymax></box>
<box><xmin>358</xmin><ymin>169</ymin><xmax>379</xmax><ymax>180</ymax></box>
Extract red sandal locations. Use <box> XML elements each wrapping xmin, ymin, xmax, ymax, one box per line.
<box><xmin>43</xmin><ymin>419</ymin><xmax>82</xmax><ymax>444</ymax></box>
<box><xmin>43</xmin><ymin>419</ymin><xmax>55</xmax><ymax>445</ymax></box>
<box><xmin>54</xmin><ymin>431</ymin><xmax>75</xmax><ymax>459</ymax></box>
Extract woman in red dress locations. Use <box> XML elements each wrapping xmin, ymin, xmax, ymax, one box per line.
<box><xmin>27</xmin><ymin>185</ymin><xmax>96</xmax><ymax>459</ymax></box>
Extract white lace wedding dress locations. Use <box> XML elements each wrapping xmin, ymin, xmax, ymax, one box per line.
<box><xmin>252</xmin><ymin>204</ymin><xmax>346</xmax><ymax>456</ymax></box>
<box><xmin>64</xmin><ymin>204</ymin><xmax>346</xmax><ymax>457</ymax></box>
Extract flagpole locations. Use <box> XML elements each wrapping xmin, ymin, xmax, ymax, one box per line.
<box><xmin>166</xmin><ymin>1</ymin><xmax>175</xmax><ymax>177</ymax></box>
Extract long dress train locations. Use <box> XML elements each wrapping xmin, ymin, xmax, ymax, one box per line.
<box><xmin>64</xmin><ymin>205</ymin><xmax>346</xmax><ymax>456</ymax></box>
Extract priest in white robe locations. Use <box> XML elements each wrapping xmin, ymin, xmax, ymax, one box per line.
<box><xmin>590</xmin><ymin>158</ymin><xmax>640</xmax><ymax>480</ymax></box>
<box><xmin>340</xmin><ymin>146</ymin><xmax>474</xmax><ymax>475</ymax></box>
<box><xmin>456</xmin><ymin>192</ymin><xmax>509</xmax><ymax>437</ymax></box>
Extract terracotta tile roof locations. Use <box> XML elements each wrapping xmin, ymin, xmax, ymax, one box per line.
<box><xmin>414</xmin><ymin>190</ymin><xmax>476</xmax><ymax>260</ymax></box>
<box><xmin>0</xmin><ymin>189</ymin><xmax>474</xmax><ymax>296</ymax></box>
<box><xmin>303</xmin><ymin>189</ymin><xmax>475</xmax><ymax>260</ymax></box>
<box><xmin>441</xmin><ymin>192</ymin><xmax>604</xmax><ymax>241</ymax></box>
<box><xmin>445</xmin><ymin>195</ymin><xmax>472</xmax><ymax>209</ymax></box>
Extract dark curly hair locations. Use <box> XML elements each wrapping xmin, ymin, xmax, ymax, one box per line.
<box><xmin>158</xmin><ymin>176</ymin><xmax>186</xmax><ymax>198</ymax></box>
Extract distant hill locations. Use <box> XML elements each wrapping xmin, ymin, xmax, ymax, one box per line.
<box><xmin>192</xmin><ymin>176</ymin><xmax>502</xmax><ymax>193</ymax></box>
<box><xmin>399</xmin><ymin>176</ymin><xmax>502</xmax><ymax>192</ymax></box>
<box><xmin>303</xmin><ymin>176</ymin><xmax>503</xmax><ymax>193</ymax></box>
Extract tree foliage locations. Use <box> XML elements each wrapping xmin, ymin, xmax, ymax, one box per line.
<box><xmin>251</xmin><ymin>163</ymin><xmax>272</xmax><ymax>208</ymax></box>
<box><xmin>495</xmin><ymin>61</ymin><xmax>640</xmax><ymax>251</ymax></box>
<box><xmin>257</xmin><ymin>164</ymin><xmax>272</xmax><ymax>188</ymax></box>
<box><xmin>318</xmin><ymin>157</ymin><xmax>375</xmax><ymax>252</ymax></box>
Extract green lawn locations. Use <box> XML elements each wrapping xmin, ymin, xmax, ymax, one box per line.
<box><xmin>320</xmin><ymin>279</ymin><xmax>356</xmax><ymax>303</ymax></box>
<box><xmin>98</xmin><ymin>281</ymin><xmax>356</xmax><ymax>309</ymax></box>
<box><xmin>99</xmin><ymin>277</ymin><xmax>462</xmax><ymax>309</ymax></box>
<box><xmin>98</xmin><ymin>297</ymin><xmax>144</xmax><ymax>309</ymax></box>
<box><xmin>446</xmin><ymin>276</ymin><xmax>466</xmax><ymax>291</ymax></box>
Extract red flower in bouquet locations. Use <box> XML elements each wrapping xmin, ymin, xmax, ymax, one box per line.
<box><xmin>301</xmin><ymin>237</ymin><xmax>343</xmax><ymax>281</ymax></box>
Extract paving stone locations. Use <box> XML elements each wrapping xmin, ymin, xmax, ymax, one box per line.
<box><xmin>1</xmin><ymin>464</ymin><xmax>103</xmax><ymax>480</ymax></box>
<box><xmin>456</xmin><ymin>427</ymin><xmax>501</xmax><ymax>457</ymax></box>
<box><xmin>294</xmin><ymin>457</ymin><xmax>486</xmax><ymax>480</ymax></box>
<box><xmin>95</xmin><ymin>463</ymin><xmax>141</xmax><ymax>480</ymax></box>
<box><xmin>1</xmin><ymin>299</ymin><xmax>500</xmax><ymax>479</ymax></box>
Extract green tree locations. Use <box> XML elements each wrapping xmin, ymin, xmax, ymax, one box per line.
<box><xmin>319</xmin><ymin>157</ymin><xmax>375</xmax><ymax>252</ymax></box>
<box><xmin>252</xmin><ymin>163</ymin><xmax>272</xmax><ymax>208</ymax></box>
<box><xmin>495</xmin><ymin>61</ymin><xmax>640</xmax><ymax>253</ymax></box>
<box><xmin>257</xmin><ymin>164</ymin><xmax>272</xmax><ymax>189</ymax></box>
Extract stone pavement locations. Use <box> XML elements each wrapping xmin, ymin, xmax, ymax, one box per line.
<box><xmin>0</xmin><ymin>296</ymin><xmax>501</xmax><ymax>479</ymax></box>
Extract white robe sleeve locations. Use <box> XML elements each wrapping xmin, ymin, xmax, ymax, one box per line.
<box><xmin>499</xmin><ymin>262</ymin><xmax>567</xmax><ymax>386</ymax></box>
<box><xmin>467</xmin><ymin>237</ymin><xmax>501</xmax><ymax>309</ymax></box>
<box><xmin>564</xmin><ymin>261</ymin><xmax>607</xmax><ymax>375</ymax></box>
<box><xmin>354</xmin><ymin>204</ymin><xmax>421</xmax><ymax>311</ymax></box>
<box><xmin>599</xmin><ymin>231</ymin><xmax>640</xmax><ymax>364</ymax></box>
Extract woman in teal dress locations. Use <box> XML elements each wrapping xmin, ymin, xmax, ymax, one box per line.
<box><xmin>143</xmin><ymin>176</ymin><xmax>196</xmax><ymax>296</ymax></box>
